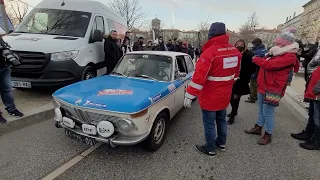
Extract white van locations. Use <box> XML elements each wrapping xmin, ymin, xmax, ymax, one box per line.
<box><xmin>3</xmin><ymin>0</ymin><xmax>127</xmax><ymax>88</ymax></box>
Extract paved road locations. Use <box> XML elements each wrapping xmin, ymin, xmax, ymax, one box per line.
<box><xmin>1</xmin><ymin>98</ymin><xmax>320</xmax><ymax>180</ymax></box>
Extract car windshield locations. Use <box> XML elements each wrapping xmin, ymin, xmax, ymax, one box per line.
<box><xmin>15</xmin><ymin>8</ymin><xmax>92</xmax><ymax>38</ymax></box>
<box><xmin>113</xmin><ymin>54</ymin><xmax>173</xmax><ymax>82</ymax></box>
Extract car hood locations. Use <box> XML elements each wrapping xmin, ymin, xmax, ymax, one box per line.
<box><xmin>3</xmin><ymin>33</ymin><xmax>84</xmax><ymax>53</ymax></box>
<box><xmin>52</xmin><ymin>75</ymin><xmax>177</xmax><ymax>114</ymax></box>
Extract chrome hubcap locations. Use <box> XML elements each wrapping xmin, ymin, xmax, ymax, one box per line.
<box><xmin>154</xmin><ymin>118</ymin><xmax>165</xmax><ymax>144</ymax></box>
<box><xmin>85</xmin><ymin>72</ymin><xmax>95</xmax><ymax>80</ymax></box>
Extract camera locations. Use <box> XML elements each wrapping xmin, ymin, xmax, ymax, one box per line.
<box><xmin>0</xmin><ymin>37</ymin><xmax>21</xmax><ymax>67</ymax></box>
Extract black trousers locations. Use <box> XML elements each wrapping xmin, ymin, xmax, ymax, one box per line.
<box><xmin>230</xmin><ymin>95</ymin><xmax>241</xmax><ymax>116</ymax></box>
<box><xmin>106</xmin><ymin>63</ymin><xmax>116</xmax><ymax>75</ymax></box>
<box><xmin>306</xmin><ymin>100</ymin><xmax>315</xmax><ymax>138</ymax></box>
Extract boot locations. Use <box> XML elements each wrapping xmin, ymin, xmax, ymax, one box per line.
<box><xmin>227</xmin><ymin>116</ymin><xmax>235</xmax><ymax>125</ymax></box>
<box><xmin>227</xmin><ymin>112</ymin><xmax>237</xmax><ymax>117</ymax></box>
<box><xmin>291</xmin><ymin>130</ymin><xmax>311</xmax><ymax>141</ymax></box>
<box><xmin>257</xmin><ymin>132</ymin><xmax>272</xmax><ymax>145</ymax></box>
<box><xmin>245</xmin><ymin>124</ymin><xmax>262</xmax><ymax>135</ymax></box>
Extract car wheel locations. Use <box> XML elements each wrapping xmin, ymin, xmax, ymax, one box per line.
<box><xmin>82</xmin><ymin>66</ymin><xmax>96</xmax><ymax>80</ymax></box>
<box><xmin>144</xmin><ymin>112</ymin><xmax>168</xmax><ymax>151</ymax></box>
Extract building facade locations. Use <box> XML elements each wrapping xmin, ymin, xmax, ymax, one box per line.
<box><xmin>254</xmin><ymin>29</ymin><xmax>281</xmax><ymax>48</ymax></box>
<box><xmin>301</xmin><ymin>0</ymin><xmax>320</xmax><ymax>43</ymax></box>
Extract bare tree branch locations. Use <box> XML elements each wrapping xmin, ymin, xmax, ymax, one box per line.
<box><xmin>6</xmin><ymin>0</ymin><xmax>29</xmax><ymax>25</ymax></box>
<box><xmin>109</xmin><ymin>0</ymin><xmax>146</xmax><ymax>30</ymax></box>
<box><xmin>238</xmin><ymin>12</ymin><xmax>259</xmax><ymax>43</ymax></box>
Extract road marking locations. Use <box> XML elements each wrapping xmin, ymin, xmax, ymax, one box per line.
<box><xmin>42</xmin><ymin>143</ymin><xmax>102</xmax><ymax>180</ymax></box>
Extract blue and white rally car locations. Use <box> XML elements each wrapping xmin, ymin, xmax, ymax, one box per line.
<box><xmin>53</xmin><ymin>51</ymin><xmax>195</xmax><ymax>151</ymax></box>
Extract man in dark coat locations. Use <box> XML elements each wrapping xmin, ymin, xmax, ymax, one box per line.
<box><xmin>166</xmin><ymin>39</ymin><xmax>175</xmax><ymax>51</ymax></box>
<box><xmin>133</xmin><ymin>37</ymin><xmax>144</xmax><ymax>51</ymax></box>
<box><xmin>153</xmin><ymin>36</ymin><xmax>167</xmax><ymax>51</ymax></box>
<box><xmin>104</xmin><ymin>30</ymin><xmax>121</xmax><ymax>74</ymax></box>
<box><xmin>124</xmin><ymin>31</ymin><xmax>132</xmax><ymax>52</ymax></box>
<box><xmin>302</xmin><ymin>42</ymin><xmax>319</xmax><ymax>82</ymax></box>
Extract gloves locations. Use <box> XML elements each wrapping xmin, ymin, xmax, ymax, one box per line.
<box><xmin>184</xmin><ymin>96</ymin><xmax>192</xmax><ymax>108</ymax></box>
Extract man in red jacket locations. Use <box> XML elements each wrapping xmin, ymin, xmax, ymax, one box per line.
<box><xmin>184</xmin><ymin>22</ymin><xmax>242</xmax><ymax>156</ymax></box>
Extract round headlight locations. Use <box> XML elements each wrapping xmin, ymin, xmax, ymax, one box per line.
<box><xmin>97</xmin><ymin>121</ymin><xmax>115</xmax><ymax>138</ymax></box>
<box><xmin>116</xmin><ymin>120</ymin><xmax>132</xmax><ymax>133</ymax></box>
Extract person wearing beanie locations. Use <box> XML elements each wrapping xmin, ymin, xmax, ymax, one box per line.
<box><xmin>245</xmin><ymin>28</ymin><xmax>300</xmax><ymax>145</ymax></box>
<box><xmin>246</xmin><ymin>38</ymin><xmax>267</xmax><ymax>103</ymax></box>
<box><xmin>184</xmin><ymin>22</ymin><xmax>242</xmax><ymax>156</ymax></box>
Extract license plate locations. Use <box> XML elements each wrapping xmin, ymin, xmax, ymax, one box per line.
<box><xmin>65</xmin><ymin>129</ymin><xmax>96</xmax><ymax>146</ymax></box>
<box><xmin>12</xmin><ymin>81</ymin><xmax>31</xmax><ymax>88</ymax></box>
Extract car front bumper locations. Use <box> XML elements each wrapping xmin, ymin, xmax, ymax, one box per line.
<box><xmin>58</xmin><ymin>122</ymin><xmax>149</xmax><ymax>146</ymax></box>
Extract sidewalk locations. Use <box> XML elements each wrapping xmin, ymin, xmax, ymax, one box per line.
<box><xmin>281</xmin><ymin>75</ymin><xmax>309</xmax><ymax>125</ymax></box>
<box><xmin>0</xmin><ymin>89</ymin><xmax>54</xmax><ymax>135</ymax></box>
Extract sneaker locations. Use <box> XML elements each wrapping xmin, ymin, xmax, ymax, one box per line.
<box><xmin>215</xmin><ymin>142</ymin><xmax>226</xmax><ymax>152</ymax></box>
<box><xmin>291</xmin><ymin>130</ymin><xmax>310</xmax><ymax>141</ymax></box>
<box><xmin>299</xmin><ymin>140</ymin><xmax>320</xmax><ymax>150</ymax></box>
<box><xmin>195</xmin><ymin>145</ymin><xmax>216</xmax><ymax>156</ymax></box>
<box><xmin>8</xmin><ymin>109</ymin><xmax>24</xmax><ymax>117</ymax></box>
<box><xmin>0</xmin><ymin>115</ymin><xmax>7</xmax><ymax>124</ymax></box>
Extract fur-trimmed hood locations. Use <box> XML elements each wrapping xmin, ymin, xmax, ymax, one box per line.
<box><xmin>268</xmin><ymin>42</ymin><xmax>299</xmax><ymax>56</ymax></box>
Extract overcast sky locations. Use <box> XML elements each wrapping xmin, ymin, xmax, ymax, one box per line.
<box><xmin>24</xmin><ymin>0</ymin><xmax>307</xmax><ymax>31</ymax></box>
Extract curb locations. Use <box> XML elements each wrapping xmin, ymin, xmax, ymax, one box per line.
<box><xmin>281</xmin><ymin>86</ymin><xmax>308</xmax><ymax>126</ymax></box>
<box><xmin>0</xmin><ymin>102</ymin><xmax>54</xmax><ymax>136</ymax></box>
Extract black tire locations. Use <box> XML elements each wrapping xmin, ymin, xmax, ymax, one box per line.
<box><xmin>144</xmin><ymin>112</ymin><xmax>168</xmax><ymax>151</ymax></box>
<box><xmin>81</xmin><ymin>66</ymin><xmax>96</xmax><ymax>80</ymax></box>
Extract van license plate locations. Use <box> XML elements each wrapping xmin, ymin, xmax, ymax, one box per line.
<box><xmin>12</xmin><ymin>81</ymin><xmax>31</xmax><ymax>88</ymax></box>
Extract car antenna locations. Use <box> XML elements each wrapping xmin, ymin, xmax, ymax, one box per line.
<box><xmin>61</xmin><ymin>0</ymin><xmax>65</xmax><ymax>6</ymax></box>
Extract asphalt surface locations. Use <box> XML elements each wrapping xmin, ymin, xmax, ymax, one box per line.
<box><xmin>1</xmin><ymin>98</ymin><xmax>320</xmax><ymax>180</ymax></box>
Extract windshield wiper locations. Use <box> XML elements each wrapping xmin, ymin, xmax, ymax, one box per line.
<box><xmin>111</xmin><ymin>72</ymin><xmax>126</xmax><ymax>77</ymax></box>
<box><xmin>135</xmin><ymin>74</ymin><xmax>158</xmax><ymax>81</ymax></box>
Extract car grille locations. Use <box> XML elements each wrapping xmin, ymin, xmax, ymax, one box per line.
<box><xmin>11</xmin><ymin>51</ymin><xmax>48</xmax><ymax>72</ymax></box>
<box><xmin>60</xmin><ymin>104</ymin><xmax>119</xmax><ymax>125</ymax></box>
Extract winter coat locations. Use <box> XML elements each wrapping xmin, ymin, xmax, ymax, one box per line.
<box><xmin>307</xmin><ymin>49</ymin><xmax>320</xmax><ymax>74</ymax></box>
<box><xmin>302</xmin><ymin>44</ymin><xmax>318</xmax><ymax>67</ymax></box>
<box><xmin>232</xmin><ymin>49</ymin><xmax>255</xmax><ymax>95</ymax></box>
<box><xmin>166</xmin><ymin>43</ymin><xmax>175</xmax><ymax>51</ymax></box>
<box><xmin>145</xmin><ymin>45</ymin><xmax>153</xmax><ymax>51</ymax></box>
<box><xmin>186</xmin><ymin>34</ymin><xmax>242</xmax><ymax>111</ymax></box>
<box><xmin>153</xmin><ymin>43</ymin><xmax>167</xmax><ymax>51</ymax></box>
<box><xmin>252</xmin><ymin>44</ymin><xmax>268</xmax><ymax>79</ymax></box>
<box><xmin>133</xmin><ymin>41</ymin><xmax>144</xmax><ymax>51</ymax></box>
<box><xmin>254</xmin><ymin>43</ymin><xmax>300</xmax><ymax>96</ymax></box>
<box><xmin>188</xmin><ymin>48</ymin><xmax>195</xmax><ymax>59</ymax></box>
<box><xmin>305</xmin><ymin>66</ymin><xmax>320</xmax><ymax>101</ymax></box>
<box><xmin>104</xmin><ymin>36</ymin><xmax>121</xmax><ymax>66</ymax></box>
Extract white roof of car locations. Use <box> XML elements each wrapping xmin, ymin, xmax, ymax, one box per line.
<box><xmin>127</xmin><ymin>51</ymin><xmax>188</xmax><ymax>57</ymax></box>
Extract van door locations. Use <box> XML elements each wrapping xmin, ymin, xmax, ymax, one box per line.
<box><xmin>88</xmin><ymin>15</ymin><xmax>106</xmax><ymax>76</ymax></box>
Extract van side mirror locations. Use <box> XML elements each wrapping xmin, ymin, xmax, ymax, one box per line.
<box><xmin>92</xmin><ymin>30</ymin><xmax>103</xmax><ymax>42</ymax></box>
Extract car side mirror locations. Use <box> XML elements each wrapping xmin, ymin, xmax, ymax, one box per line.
<box><xmin>179</xmin><ymin>72</ymin><xmax>187</xmax><ymax>78</ymax></box>
<box><xmin>92</xmin><ymin>30</ymin><xmax>103</xmax><ymax>42</ymax></box>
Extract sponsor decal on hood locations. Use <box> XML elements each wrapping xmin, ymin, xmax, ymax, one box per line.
<box><xmin>75</xmin><ymin>99</ymin><xmax>82</xmax><ymax>105</ymax></box>
<box><xmin>148</xmin><ymin>94</ymin><xmax>162</xmax><ymax>103</ymax></box>
<box><xmin>98</xmin><ymin>89</ymin><xmax>133</xmax><ymax>96</ymax></box>
<box><xmin>167</xmin><ymin>84</ymin><xmax>176</xmax><ymax>92</ymax></box>
<box><xmin>83</xmin><ymin>100</ymin><xmax>107</xmax><ymax>108</ymax></box>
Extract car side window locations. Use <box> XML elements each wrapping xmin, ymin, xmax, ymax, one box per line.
<box><xmin>176</xmin><ymin>56</ymin><xmax>188</xmax><ymax>73</ymax></box>
<box><xmin>184</xmin><ymin>55</ymin><xmax>194</xmax><ymax>73</ymax></box>
<box><xmin>92</xmin><ymin>16</ymin><xmax>105</xmax><ymax>37</ymax></box>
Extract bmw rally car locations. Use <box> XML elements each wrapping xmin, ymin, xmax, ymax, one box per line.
<box><xmin>53</xmin><ymin>51</ymin><xmax>195</xmax><ymax>151</ymax></box>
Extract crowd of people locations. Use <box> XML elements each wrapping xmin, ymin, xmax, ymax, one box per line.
<box><xmin>184</xmin><ymin>22</ymin><xmax>320</xmax><ymax>156</ymax></box>
<box><xmin>103</xmin><ymin>30</ymin><xmax>199</xmax><ymax>74</ymax></box>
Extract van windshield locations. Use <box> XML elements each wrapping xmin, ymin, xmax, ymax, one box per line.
<box><xmin>15</xmin><ymin>8</ymin><xmax>92</xmax><ymax>38</ymax></box>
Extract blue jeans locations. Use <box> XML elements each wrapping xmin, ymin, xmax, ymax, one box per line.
<box><xmin>202</xmin><ymin>109</ymin><xmax>227</xmax><ymax>151</ymax></box>
<box><xmin>257</xmin><ymin>93</ymin><xmax>276</xmax><ymax>134</ymax></box>
<box><xmin>0</xmin><ymin>67</ymin><xmax>16</xmax><ymax>113</ymax></box>
<box><xmin>312</xmin><ymin>101</ymin><xmax>320</xmax><ymax>141</ymax></box>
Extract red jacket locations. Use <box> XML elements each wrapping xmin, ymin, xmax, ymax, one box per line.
<box><xmin>186</xmin><ymin>35</ymin><xmax>242</xmax><ymax>111</ymax></box>
<box><xmin>305</xmin><ymin>66</ymin><xmax>320</xmax><ymax>100</ymax></box>
<box><xmin>253</xmin><ymin>53</ymin><xmax>299</xmax><ymax>96</ymax></box>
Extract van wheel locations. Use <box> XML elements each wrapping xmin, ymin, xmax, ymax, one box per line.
<box><xmin>82</xmin><ymin>66</ymin><xmax>96</xmax><ymax>80</ymax></box>
<box><xmin>143</xmin><ymin>112</ymin><xmax>168</xmax><ymax>151</ymax></box>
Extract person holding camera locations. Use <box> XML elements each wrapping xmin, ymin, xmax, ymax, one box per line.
<box><xmin>0</xmin><ymin>36</ymin><xmax>23</xmax><ymax>123</ymax></box>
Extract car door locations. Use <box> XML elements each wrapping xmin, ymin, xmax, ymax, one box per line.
<box><xmin>87</xmin><ymin>15</ymin><xmax>106</xmax><ymax>76</ymax></box>
<box><xmin>173</xmin><ymin>55</ymin><xmax>190</xmax><ymax>113</ymax></box>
